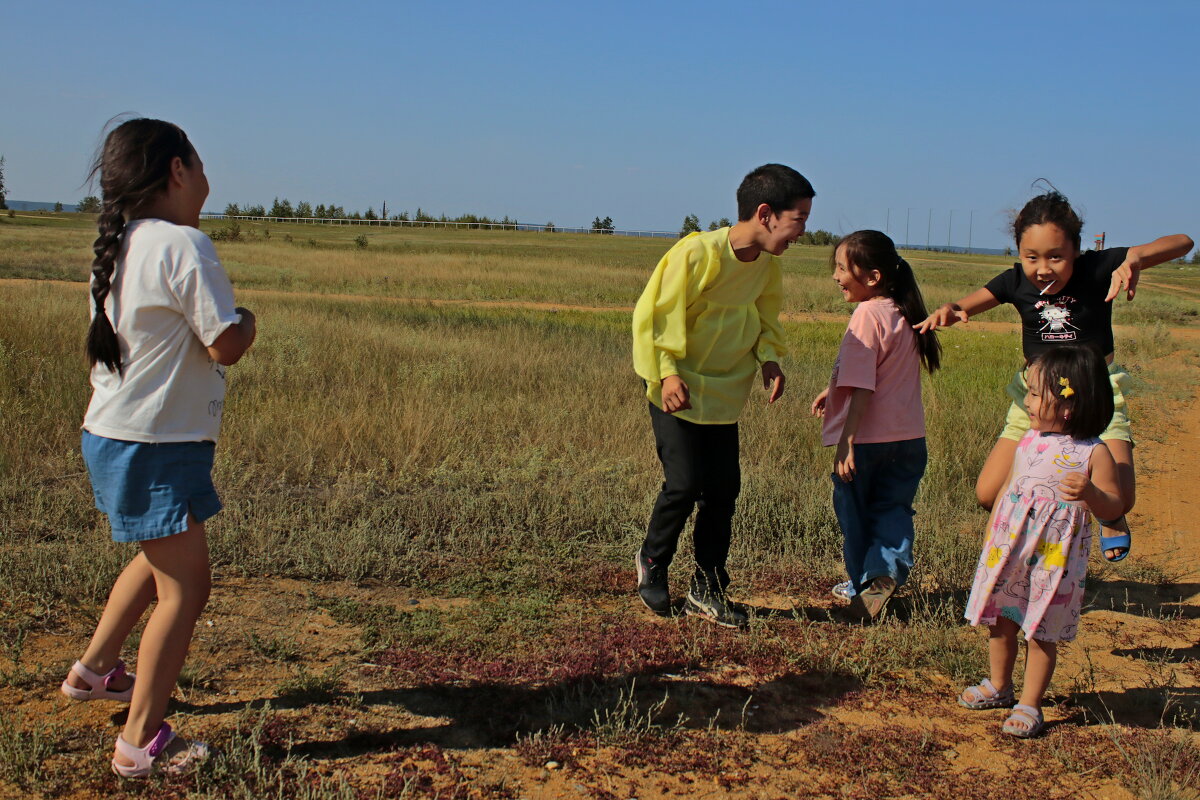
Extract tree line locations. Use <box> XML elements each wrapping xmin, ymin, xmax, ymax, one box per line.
<box><xmin>221</xmin><ymin>198</ymin><xmax>529</xmax><ymax>230</ymax></box>
<box><xmin>679</xmin><ymin>213</ymin><xmax>840</xmax><ymax>245</ymax></box>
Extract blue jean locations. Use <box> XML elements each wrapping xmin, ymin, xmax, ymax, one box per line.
<box><xmin>831</xmin><ymin>437</ymin><xmax>927</xmax><ymax>593</ymax></box>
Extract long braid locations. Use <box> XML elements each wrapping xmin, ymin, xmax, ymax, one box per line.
<box><xmin>83</xmin><ymin>117</ymin><xmax>195</xmax><ymax>374</ymax></box>
<box><xmin>87</xmin><ymin>203</ymin><xmax>126</xmax><ymax>373</ymax></box>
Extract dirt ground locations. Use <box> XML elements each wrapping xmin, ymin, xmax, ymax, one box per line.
<box><xmin>3</xmin><ymin>321</ymin><xmax>1199</xmax><ymax>800</ymax></box>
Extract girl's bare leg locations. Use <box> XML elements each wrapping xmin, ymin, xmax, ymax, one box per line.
<box><xmin>1101</xmin><ymin>440</ymin><xmax>1136</xmax><ymax>559</ymax></box>
<box><xmin>975</xmin><ymin>438</ymin><xmax>1018</xmax><ymax>511</ymax></box>
<box><xmin>988</xmin><ymin>618</ymin><xmax>1020</xmax><ymax>692</ymax></box>
<box><xmin>67</xmin><ymin>552</ymin><xmax>156</xmax><ymax>693</ymax></box>
<box><xmin>1019</xmin><ymin>637</ymin><xmax>1057</xmax><ymax>709</ymax></box>
<box><xmin>114</xmin><ymin>516</ymin><xmax>211</xmax><ymax>766</ymax></box>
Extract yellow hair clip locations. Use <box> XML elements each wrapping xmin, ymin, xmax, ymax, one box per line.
<box><xmin>1059</xmin><ymin>376</ymin><xmax>1074</xmax><ymax>398</ymax></box>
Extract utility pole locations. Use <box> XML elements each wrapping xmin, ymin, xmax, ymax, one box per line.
<box><xmin>885</xmin><ymin>208</ymin><xmax>890</xmax><ymax>237</ymax></box>
<box><xmin>905</xmin><ymin>208</ymin><xmax>911</xmax><ymax>249</ymax></box>
<box><xmin>926</xmin><ymin>209</ymin><xmax>932</xmax><ymax>249</ymax></box>
<box><xmin>967</xmin><ymin>210</ymin><xmax>974</xmax><ymax>252</ymax></box>
<box><xmin>947</xmin><ymin>210</ymin><xmax>953</xmax><ymax>248</ymax></box>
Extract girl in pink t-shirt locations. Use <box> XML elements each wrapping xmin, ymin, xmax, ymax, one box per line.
<box><xmin>811</xmin><ymin>230</ymin><xmax>941</xmax><ymax>620</ymax></box>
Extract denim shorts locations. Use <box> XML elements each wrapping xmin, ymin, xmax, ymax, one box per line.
<box><xmin>81</xmin><ymin>431</ymin><xmax>222</xmax><ymax>543</ymax></box>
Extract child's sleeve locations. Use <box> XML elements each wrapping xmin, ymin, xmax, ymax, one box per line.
<box><xmin>834</xmin><ymin>307</ymin><xmax>882</xmax><ymax>390</ymax></box>
<box><xmin>984</xmin><ymin>266</ymin><xmax>1017</xmax><ymax>304</ymax></box>
<box><xmin>632</xmin><ymin>237</ymin><xmax>710</xmax><ymax>381</ymax></box>
<box><xmin>171</xmin><ymin>237</ymin><xmax>242</xmax><ymax>347</ymax></box>
<box><xmin>753</xmin><ymin>259</ymin><xmax>788</xmax><ymax>365</ymax></box>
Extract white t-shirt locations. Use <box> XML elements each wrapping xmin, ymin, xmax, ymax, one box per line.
<box><xmin>83</xmin><ymin>219</ymin><xmax>241</xmax><ymax>444</ymax></box>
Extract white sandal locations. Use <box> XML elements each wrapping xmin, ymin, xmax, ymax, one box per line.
<box><xmin>60</xmin><ymin>659</ymin><xmax>135</xmax><ymax>703</ymax></box>
<box><xmin>112</xmin><ymin>722</ymin><xmax>209</xmax><ymax>778</ymax></box>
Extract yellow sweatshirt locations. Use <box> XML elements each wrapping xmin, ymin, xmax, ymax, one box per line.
<box><xmin>632</xmin><ymin>228</ymin><xmax>786</xmax><ymax>424</ymax></box>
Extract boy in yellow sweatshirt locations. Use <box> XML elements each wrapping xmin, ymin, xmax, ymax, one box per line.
<box><xmin>633</xmin><ymin>163</ymin><xmax>814</xmax><ymax>627</ymax></box>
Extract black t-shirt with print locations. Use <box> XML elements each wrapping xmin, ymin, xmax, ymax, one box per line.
<box><xmin>984</xmin><ymin>248</ymin><xmax>1128</xmax><ymax>363</ymax></box>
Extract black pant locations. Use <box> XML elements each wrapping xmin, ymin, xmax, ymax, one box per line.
<box><xmin>641</xmin><ymin>402</ymin><xmax>740</xmax><ymax>571</ymax></box>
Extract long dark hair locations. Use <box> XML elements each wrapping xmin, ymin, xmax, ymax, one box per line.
<box><xmin>1012</xmin><ymin>182</ymin><xmax>1083</xmax><ymax>251</ymax></box>
<box><xmin>1028</xmin><ymin>345</ymin><xmax>1113</xmax><ymax>440</ymax></box>
<box><xmin>834</xmin><ymin>229</ymin><xmax>941</xmax><ymax>373</ymax></box>
<box><xmin>85</xmin><ymin>118</ymin><xmax>196</xmax><ymax>373</ymax></box>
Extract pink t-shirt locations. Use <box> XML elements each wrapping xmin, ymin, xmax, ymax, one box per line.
<box><xmin>821</xmin><ymin>298</ymin><xmax>925</xmax><ymax>446</ymax></box>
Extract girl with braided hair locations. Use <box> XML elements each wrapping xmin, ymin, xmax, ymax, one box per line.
<box><xmin>62</xmin><ymin>118</ymin><xmax>256</xmax><ymax>778</ymax></box>
<box><xmin>811</xmin><ymin>230</ymin><xmax>941</xmax><ymax>621</ymax></box>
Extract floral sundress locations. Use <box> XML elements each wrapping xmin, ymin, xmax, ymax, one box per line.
<box><xmin>964</xmin><ymin>430</ymin><xmax>1099</xmax><ymax>642</ymax></box>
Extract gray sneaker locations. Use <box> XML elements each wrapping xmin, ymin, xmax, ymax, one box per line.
<box><xmin>831</xmin><ymin>580</ymin><xmax>856</xmax><ymax>602</ymax></box>
<box><xmin>685</xmin><ymin>567</ymin><xmax>748</xmax><ymax>628</ymax></box>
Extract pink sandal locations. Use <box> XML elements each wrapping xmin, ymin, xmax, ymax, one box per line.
<box><xmin>60</xmin><ymin>659</ymin><xmax>135</xmax><ymax>703</ymax></box>
<box><xmin>112</xmin><ymin>722</ymin><xmax>209</xmax><ymax>778</ymax></box>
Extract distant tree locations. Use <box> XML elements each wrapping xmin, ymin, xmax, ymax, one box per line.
<box><xmin>592</xmin><ymin>216</ymin><xmax>614</xmax><ymax>234</ymax></box>
<box><xmin>314</xmin><ymin>204</ymin><xmax>327</xmax><ymax>218</ymax></box>
<box><xmin>78</xmin><ymin>195</ymin><xmax>101</xmax><ymax>213</ymax></box>
<box><xmin>269</xmin><ymin>197</ymin><xmax>294</xmax><ymax>218</ymax></box>
<box><xmin>224</xmin><ymin>202</ymin><xmax>241</xmax><ymax>217</ymax></box>
<box><xmin>397</xmin><ymin>211</ymin><xmax>409</xmax><ymax>222</ymax></box>
<box><xmin>246</xmin><ymin>204</ymin><xmax>266</xmax><ymax>218</ymax></box>
<box><xmin>53</xmin><ymin>201</ymin><xmax>63</xmax><ymax>212</ymax></box>
<box><xmin>679</xmin><ymin>214</ymin><xmax>701</xmax><ymax>237</ymax></box>
<box><xmin>351</xmin><ymin>211</ymin><xmax>362</xmax><ymax>220</ymax></box>
<box><xmin>707</xmin><ymin>217</ymin><xmax>732</xmax><ymax>230</ymax></box>
<box><xmin>799</xmin><ymin>229</ymin><xmax>840</xmax><ymax>246</ymax></box>
<box><xmin>544</xmin><ymin>221</ymin><xmax>556</xmax><ymax>233</ymax></box>
<box><xmin>415</xmin><ymin>207</ymin><xmax>434</xmax><ymax>222</ymax></box>
<box><xmin>364</xmin><ymin>207</ymin><xmax>378</xmax><ymax>221</ymax></box>
<box><xmin>295</xmin><ymin>201</ymin><xmax>313</xmax><ymax>218</ymax></box>
<box><xmin>381</xmin><ymin>201</ymin><xmax>388</xmax><ymax>220</ymax></box>
<box><xmin>0</xmin><ymin>155</ymin><xmax>7</xmax><ymax>210</ymax></box>
<box><xmin>1192</xmin><ymin>249</ymin><xmax>1200</xmax><ymax>265</ymax></box>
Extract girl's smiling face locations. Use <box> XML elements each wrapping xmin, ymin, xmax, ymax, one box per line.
<box><xmin>1019</xmin><ymin>222</ymin><xmax>1079</xmax><ymax>295</ymax></box>
<box><xmin>832</xmin><ymin>244</ymin><xmax>881</xmax><ymax>303</ymax></box>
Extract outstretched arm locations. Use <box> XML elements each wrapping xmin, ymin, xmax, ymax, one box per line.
<box><xmin>1106</xmin><ymin>234</ymin><xmax>1196</xmax><ymax>301</ymax></box>
<box><xmin>914</xmin><ymin>287</ymin><xmax>1000</xmax><ymax>333</ymax></box>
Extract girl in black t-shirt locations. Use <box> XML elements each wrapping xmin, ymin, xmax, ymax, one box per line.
<box><xmin>916</xmin><ymin>189</ymin><xmax>1192</xmax><ymax>562</ymax></box>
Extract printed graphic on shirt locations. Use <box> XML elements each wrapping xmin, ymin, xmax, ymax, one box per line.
<box><xmin>1035</xmin><ymin>296</ymin><xmax>1079</xmax><ymax>343</ymax></box>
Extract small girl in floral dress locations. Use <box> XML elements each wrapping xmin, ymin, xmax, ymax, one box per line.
<box><xmin>960</xmin><ymin>345</ymin><xmax>1125</xmax><ymax>738</ymax></box>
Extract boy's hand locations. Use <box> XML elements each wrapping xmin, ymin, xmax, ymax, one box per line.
<box><xmin>915</xmin><ymin>303</ymin><xmax>968</xmax><ymax>333</ymax></box>
<box><xmin>762</xmin><ymin>361</ymin><xmax>785</xmax><ymax>404</ymax></box>
<box><xmin>1058</xmin><ymin>472</ymin><xmax>1094</xmax><ymax>503</ymax></box>
<box><xmin>835</xmin><ymin>438</ymin><xmax>855</xmax><ymax>482</ymax></box>
<box><xmin>811</xmin><ymin>388</ymin><xmax>829</xmax><ymax>417</ymax></box>
<box><xmin>661</xmin><ymin>375</ymin><xmax>691</xmax><ymax>413</ymax></box>
<box><xmin>1105</xmin><ymin>255</ymin><xmax>1142</xmax><ymax>302</ymax></box>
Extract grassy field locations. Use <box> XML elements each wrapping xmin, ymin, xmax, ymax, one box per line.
<box><xmin>1</xmin><ymin>211</ymin><xmax>1198</xmax><ymax>798</ymax></box>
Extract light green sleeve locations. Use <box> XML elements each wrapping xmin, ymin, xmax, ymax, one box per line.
<box><xmin>632</xmin><ymin>234</ymin><xmax>710</xmax><ymax>382</ymax></box>
<box><xmin>753</xmin><ymin>257</ymin><xmax>788</xmax><ymax>365</ymax></box>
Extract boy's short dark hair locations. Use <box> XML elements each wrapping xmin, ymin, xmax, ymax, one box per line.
<box><xmin>1030</xmin><ymin>345</ymin><xmax>1114</xmax><ymax>440</ymax></box>
<box><xmin>736</xmin><ymin>164</ymin><xmax>815</xmax><ymax>221</ymax></box>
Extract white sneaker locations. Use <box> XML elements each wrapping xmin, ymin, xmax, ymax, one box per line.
<box><xmin>831</xmin><ymin>580</ymin><xmax>856</xmax><ymax>602</ymax></box>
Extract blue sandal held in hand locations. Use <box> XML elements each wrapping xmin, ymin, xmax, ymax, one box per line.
<box><xmin>1098</xmin><ymin>515</ymin><xmax>1132</xmax><ymax>562</ymax></box>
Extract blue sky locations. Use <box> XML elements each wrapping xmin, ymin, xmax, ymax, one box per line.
<box><xmin>3</xmin><ymin>1</ymin><xmax>1197</xmax><ymax>250</ymax></box>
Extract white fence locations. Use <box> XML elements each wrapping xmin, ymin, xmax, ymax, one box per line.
<box><xmin>199</xmin><ymin>213</ymin><xmax>677</xmax><ymax>239</ymax></box>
